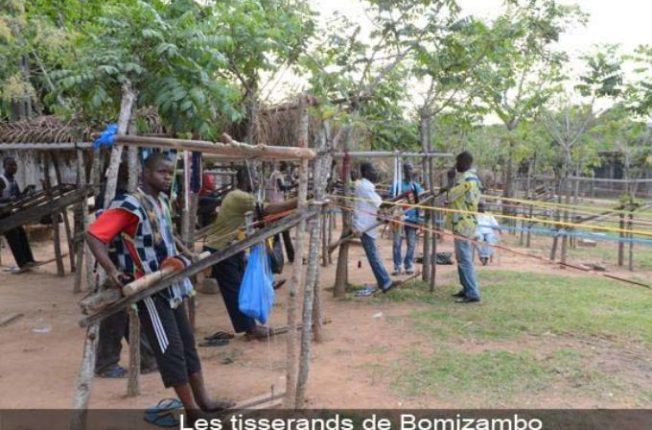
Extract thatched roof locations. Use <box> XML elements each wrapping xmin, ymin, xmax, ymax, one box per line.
<box><xmin>0</xmin><ymin>115</ymin><xmax>91</xmax><ymax>144</ymax></box>
<box><xmin>0</xmin><ymin>108</ymin><xmax>166</xmax><ymax>147</ymax></box>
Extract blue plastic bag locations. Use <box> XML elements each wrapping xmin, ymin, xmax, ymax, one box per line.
<box><xmin>239</xmin><ymin>243</ymin><xmax>275</xmax><ymax>324</ymax></box>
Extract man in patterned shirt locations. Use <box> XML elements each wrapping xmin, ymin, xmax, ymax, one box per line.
<box><xmin>447</xmin><ymin>151</ymin><xmax>483</xmax><ymax>303</ymax></box>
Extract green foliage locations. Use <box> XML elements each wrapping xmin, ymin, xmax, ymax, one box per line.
<box><xmin>625</xmin><ymin>44</ymin><xmax>652</xmax><ymax>118</ymax></box>
<box><xmin>52</xmin><ymin>0</ymin><xmax>242</xmax><ymax>136</ymax></box>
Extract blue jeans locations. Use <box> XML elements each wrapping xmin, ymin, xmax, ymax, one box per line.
<box><xmin>454</xmin><ymin>238</ymin><xmax>480</xmax><ymax>300</ymax></box>
<box><xmin>361</xmin><ymin>233</ymin><xmax>392</xmax><ymax>290</ymax></box>
<box><xmin>393</xmin><ymin>225</ymin><xmax>417</xmax><ymax>271</ymax></box>
<box><xmin>476</xmin><ymin>232</ymin><xmax>496</xmax><ymax>259</ymax></box>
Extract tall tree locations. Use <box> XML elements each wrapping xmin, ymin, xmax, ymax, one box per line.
<box><xmin>471</xmin><ymin>0</ymin><xmax>586</xmax><ymax>201</ymax></box>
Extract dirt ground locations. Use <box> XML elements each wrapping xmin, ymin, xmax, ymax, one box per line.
<box><xmin>0</xmin><ymin>224</ymin><xmax>649</xmax><ymax>410</ymax></box>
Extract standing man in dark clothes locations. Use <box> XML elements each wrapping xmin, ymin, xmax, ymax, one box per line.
<box><xmin>205</xmin><ymin>166</ymin><xmax>297</xmax><ymax>339</ymax></box>
<box><xmin>87</xmin><ymin>153</ymin><xmax>232</xmax><ymax>417</ymax></box>
<box><xmin>0</xmin><ymin>157</ymin><xmax>36</xmax><ymax>272</ymax></box>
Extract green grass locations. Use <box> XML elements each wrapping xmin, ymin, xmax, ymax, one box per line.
<box><xmin>375</xmin><ymin>270</ymin><xmax>652</xmax><ymax>346</ymax></box>
<box><xmin>357</xmin><ymin>270</ymin><xmax>652</xmax><ymax>406</ymax></box>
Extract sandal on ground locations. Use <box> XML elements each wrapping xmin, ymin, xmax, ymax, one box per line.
<box><xmin>355</xmin><ymin>286</ymin><xmax>377</xmax><ymax>297</ymax></box>
<box><xmin>145</xmin><ymin>398</ymin><xmax>183</xmax><ymax>415</ymax></box>
<box><xmin>96</xmin><ymin>364</ymin><xmax>127</xmax><ymax>378</ymax></box>
<box><xmin>144</xmin><ymin>411</ymin><xmax>179</xmax><ymax>428</ymax></box>
<box><xmin>199</xmin><ymin>338</ymin><xmax>229</xmax><ymax>347</ymax></box>
<box><xmin>245</xmin><ymin>326</ymin><xmax>274</xmax><ymax>341</ymax></box>
<box><xmin>204</xmin><ymin>331</ymin><xmax>235</xmax><ymax>341</ymax></box>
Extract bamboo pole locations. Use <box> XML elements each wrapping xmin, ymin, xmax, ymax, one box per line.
<box><xmin>116</xmin><ymin>134</ymin><xmax>316</xmax><ymax>160</ymax></box>
<box><xmin>285</xmin><ymin>99</ymin><xmax>310</xmax><ymax>408</ymax></box>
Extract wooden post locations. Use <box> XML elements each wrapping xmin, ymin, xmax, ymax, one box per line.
<box><xmin>70</xmin><ymin>323</ymin><xmax>99</xmax><ymax>430</ymax></box>
<box><xmin>285</xmin><ymin>98</ymin><xmax>310</xmax><ymax>408</ymax></box>
<box><xmin>43</xmin><ymin>153</ymin><xmax>65</xmax><ymax>276</ymax></box>
<box><xmin>71</xmin><ymin>83</ymin><xmax>137</xmax><ymax>430</ymax></box>
<box><xmin>618</xmin><ymin>212</ymin><xmax>625</xmax><ymax>266</ymax></box>
<box><xmin>334</xmin><ymin>129</ymin><xmax>352</xmax><ymax>298</ymax></box>
<box><xmin>526</xmin><ymin>203</ymin><xmax>533</xmax><ymax>248</ymax></box>
<box><xmin>423</xmin><ymin>115</ymin><xmax>437</xmax><ymax>291</ymax></box>
<box><xmin>628</xmin><ymin>208</ymin><xmax>634</xmax><ymax>272</ymax></box>
<box><xmin>321</xmin><ymin>207</ymin><xmax>329</xmax><ymax>267</ymax></box>
<box><xmin>51</xmin><ymin>153</ymin><xmax>76</xmax><ymax>271</ymax></box>
<box><xmin>421</xmin><ymin>114</ymin><xmax>432</xmax><ymax>284</ymax></box>
<box><xmin>85</xmin><ymin>150</ymin><xmax>103</xmax><ymax>292</ymax></box>
<box><xmin>127</xmin><ymin>308</ymin><xmax>140</xmax><ymax>397</ymax></box>
<box><xmin>73</xmin><ymin>150</ymin><xmax>88</xmax><ymax>294</ymax></box>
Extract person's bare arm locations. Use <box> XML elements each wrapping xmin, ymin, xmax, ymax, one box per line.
<box><xmin>85</xmin><ymin>233</ymin><xmax>127</xmax><ymax>288</ymax></box>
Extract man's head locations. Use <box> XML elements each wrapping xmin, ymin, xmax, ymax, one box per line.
<box><xmin>235</xmin><ymin>165</ymin><xmax>252</xmax><ymax>192</ymax></box>
<box><xmin>360</xmin><ymin>161</ymin><xmax>377</xmax><ymax>183</ymax></box>
<box><xmin>142</xmin><ymin>153</ymin><xmax>174</xmax><ymax>194</ymax></box>
<box><xmin>478</xmin><ymin>201</ymin><xmax>486</xmax><ymax>213</ymax></box>
<box><xmin>3</xmin><ymin>157</ymin><xmax>17</xmax><ymax>176</ymax></box>
<box><xmin>455</xmin><ymin>151</ymin><xmax>473</xmax><ymax>173</ymax></box>
<box><xmin>279</xmin><ymin>161</ymin><xmax>288</xmax><ymax>173</ymax></box>
<box><xmin>403</xmin><ymin>162</ymin><xmax>414</xmax><ymax>181</ymax></box>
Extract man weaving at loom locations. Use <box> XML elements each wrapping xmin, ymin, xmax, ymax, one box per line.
<box><xmin>86</xmin><ymin>153</ymin><xmax>232</xmax><ymax>417</ymax></box>
<box><xmin>205</xmin><ymin>165</ymin><xmax>297</xmax><ymax>341</ymax></box>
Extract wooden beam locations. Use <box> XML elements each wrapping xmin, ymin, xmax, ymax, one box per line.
<box><xmin>115</xmin><ymin>135</ymin><xmax>316</xmax><ymax>160</ymax></box>
<box><xmin>333</xmin><ymin>151</ymin><xmax>452</xmax><ymax>159</ymax></box>
<box><xmin>0</xmin><ymin>188</ymin><xmax>92</xmax><ymax>235</ymax></box>
<box><xmin>79</xmin><ymin>208</ymin><xmax>318</xmax><ymax>328</ymax></box>
<box><xmin>0</xmin><ymin>142</ymin><xmax>93</xmax><ymax>150</ymax></box>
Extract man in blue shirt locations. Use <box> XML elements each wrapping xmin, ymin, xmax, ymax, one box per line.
<box><xmin>392</xmin><ymin>162</ymin><xmax>424</xmax><ymax>275</ymax></box>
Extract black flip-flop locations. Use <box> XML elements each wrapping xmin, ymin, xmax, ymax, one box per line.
<box><xmin>199</xmin><ymin>338</ymin><xmax>229</xmax><ymax>347</ymax></box>
<box><xmin>204</xmin><ymin>331</ymin><xmax>234</xmax><ymax>341</ymax></box>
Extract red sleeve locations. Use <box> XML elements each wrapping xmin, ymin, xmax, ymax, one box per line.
<box><xmin>88</xmin><ymin>209</ymin><xmax>139</xmax><ymax>244</ymax></box>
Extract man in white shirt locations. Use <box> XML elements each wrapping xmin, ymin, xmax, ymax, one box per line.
<box><xmin>352</xmin><ymin>162</ymin><xmax>395</xmax><ymax>293</ymax></box>
<box><xmin>475</xmin><ymin>202</ymin><xmax>500</xmax><ymax>265</ymax></box>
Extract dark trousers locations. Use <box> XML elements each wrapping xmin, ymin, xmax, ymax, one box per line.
<box><xmin>95</xmin><ymin>310</ymin><xmax>157</xmax><ymax>374</ymax></box>
<box><xmin>138</xmin><ymin>296</ymin><xmax>201</xmax><ymax>388</ymax></box>
<box><xmin>281</xmin><ymin>229</ymin><xmax>295</xmax><ymax>263</ymax></box>
<box><xmin>3</xmin><ymin>226</ymin><xmax>34</xmax><ymax>268</ymax></box>
<box><xmin>208</xmin><ymin>250</ymin><xmax>256</xmax><ymax>333</ymax></box>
